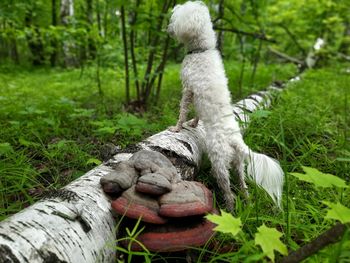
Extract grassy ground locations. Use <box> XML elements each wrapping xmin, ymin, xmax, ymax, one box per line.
<box><xmin>213</xmin><ymin>63</ymin><xmax>350</xmax><ymax>262</ymax></box>
<box><xmin>0</xmin><ymin>61</ymin><xmax>295</xmax><ymax>220</ymax></box>
<box><xmin>0</xmin><ymin>61</ymin><xmax>349</xmax><ymax>261</ymax></box>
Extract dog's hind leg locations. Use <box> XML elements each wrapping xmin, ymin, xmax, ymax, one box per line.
<box><xmin>231</xmin><ymin>153</ymin><xmax>249</xmax><ymax>200</ymax></box>
<box><xmin>211</xmin><ymin>160</ymin><xmax>236</xmax><ymax>212</ymax></box>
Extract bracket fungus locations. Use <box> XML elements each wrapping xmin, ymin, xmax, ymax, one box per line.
<box><xmin>100</xmin><ymin>150</ymin><xmax>216</xmax><ymax>252</ymax></box>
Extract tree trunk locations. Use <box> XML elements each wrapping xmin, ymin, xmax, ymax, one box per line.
<box><xmin>103</xmin><ymin>0</ymin><xmax>108</xmax><ymax>37</ymax></box>
<box><xmin>25</xmin><ymin>11</ymin><xmax>45</xmax><ymax>66</ymax></box>
<box><xmin>129</xmin><ymin>0</ymin><xmax>141</xmax><ymax>102</ymax></box>
<box><xmin>216</xmin><ymin>0</ymin><xmax>225</xmax><ymax>52</ymax></box>
<box><xmin>120</xmin><ymin>5</ymin><xmax>130</xmax><ymax>104</ymax></box>
<box><xmin>86</xmin><ymin>0</ymin><xmax>96</xmax><ymax>59</ymax></box>
<box><xmin>141</xmin><ymin>0</ymin><xmax>173</xmax><ymax>106</ymax></box>
<box><xmin>0</xmin><ymin>82</ymin><xmax>294</xmax><ymax>262</ymax></box>
<box><xmin>10</xmin><ymin>36</ymin><xmax>19</xmax><ymax>64</ymax></box>
<box><xmin>50</xmin><ymin>0</ymin><xmax>58</xmax><ymax>66</ymax></box>
<box><xmin>60</xmin><ymin>0</ymin><xmax>77</xmax><ymax>67</ymax></box>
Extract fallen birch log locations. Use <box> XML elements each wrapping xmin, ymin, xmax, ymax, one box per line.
<box><xmin>0</xmin><ymin>81</ymin><xmax>293</xmax><ymax>263</ymax></box>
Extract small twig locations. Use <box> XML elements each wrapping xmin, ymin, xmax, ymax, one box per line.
<box><xmin>278</xmin><ymin>24</ymin><xmax>307</xmax><ymax>56</ymax></box>
<box><xmin>268</xmin><ymin>47</ymin><xmax>304</xmax><ymax>65</ymax></box>
<box><xmin>338</xmin><ymin>52</ymin><xmax>350</xmax><ymax>61</ymax></box>
<box><xmin>279</xmin><ymin>223</ymin><xmax>348</xmax><ymax>263</ymax></box>
<box><xmin>213</xmin><ymin>26</ymin><xmax>276</xmax><ymax>43</ymax></box>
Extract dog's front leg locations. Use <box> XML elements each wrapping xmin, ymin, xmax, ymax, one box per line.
<box><xmin>169</xmin><ymin>88</ymin><xmax>193</xmax><ymax>132</ymax></box>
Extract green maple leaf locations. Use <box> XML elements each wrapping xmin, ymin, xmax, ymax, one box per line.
<box><xmin>323</xmin><ymin>201</ymin><xmax>350</xmax><ymax>224</ymax></box>
<box><xmin>255</xmin><ymin>224</ymin><xmax>288</xmax><ymax>262</ymax></box>
<box><xmin>290</xmin><ymin>166</ymin><xmax>348</xmax><ymax>188</ymax></box>
<box><xmin>206</xmin><ymin>210</ymin><xmax>242</xmax><ymax>236</ymax></box>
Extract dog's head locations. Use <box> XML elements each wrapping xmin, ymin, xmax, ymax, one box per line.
<box><xmin>167</xmin><ymin>1</ymin><xmax>213</xmax><ymax>44</ymax></box>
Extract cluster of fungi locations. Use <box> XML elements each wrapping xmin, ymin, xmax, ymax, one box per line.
<box><xmin>100</xmin><ymin>150</ymin><xmax>216</xmax><ymax>252</ymax></box>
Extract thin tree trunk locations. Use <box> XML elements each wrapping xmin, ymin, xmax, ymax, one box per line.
<box><xmin>103</xmin><ymin>0</ymin><xmax>108</xmax><ymax>37</ymax></box>
<box><xmin>0</xmin><ymin>79</ymin><xmax>294</xmax><ymax>262</ymax></box>
<box><xmin>237</xmin><ymin>35</ymin><xmax>246</xmax><ymax>97</ymax></box>
<box><xmin>10</xmin><ymin>36</ymin><xmax>19</xmax><ymax>64</ymax></box>
<box><xmin>25</xmin><ymin>12</ymin><xmax>45</xmax><ymax>66</ymax></box>
<box><xmin>151</xmin><ymin>35</ymin><xmax>171</xmax><ymax>104</ymax></box>
<box><xmin>250</xmin><ymin>39</ymin><xmax>262</xmax><ymax>87</ymax></box>
<box><xmin>141</xmin><ymin>0</ymin><xmax>172</xmax><ymax>106</ymax></box>
<box><xmin>86</xmin><ymin>0</ymin><xmax>96</xmax><ymax>59</ymax></box>
<box><xmin>120</xmin><ymin>5</ymin><xmax>130</xmax><ymax>104</ymax></box>
<box><xmin>96</xmin><ymin>52</ymin><xmax>103</xmax><ymax>96</ymax></box>
<box><xmin>50</xmin><ymin>0</ymin><xmax>58</xmax><ymax>66</ymax></box>
<box><xmin>129</xmin><ymin>0</ymin><xmax>141</xmax><ymax>102</ymax></box>
<box><xmin>60</xmin><ymin>0</ymin><xmax>77</xmax><ymax>67</ymax></box>
<box><xmin>216</xmin><ymin>0</ymin><xmax>225</xmax><ymax>52</ymax></box>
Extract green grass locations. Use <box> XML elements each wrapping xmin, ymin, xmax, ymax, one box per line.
<box><xmin>221</xmin><ymin>63</ymin><xmax>350</xmax><ymax>262</ymax></box>
<box><xmin>1</xmin><ymin>60</ymin><xmax>349</xmax><ymax>261</ymax></box>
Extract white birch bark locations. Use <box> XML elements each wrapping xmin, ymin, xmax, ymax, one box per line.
<box><xmin>306</xmin><ymin>38</ymin><xmax>325</xmax><ymax>68</ymax></box>
<box><xmin>0</xmin><ymin>82</ymin><xmax>296</xmax><ymax>263</ymax></box>
<box><xmin>60</xmin><ymin>0</ymin><xmax>76</xmax><ymax>67</ymax></box>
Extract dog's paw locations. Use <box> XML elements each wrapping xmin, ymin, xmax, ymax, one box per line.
<box><xmin>187</xmin><ymin>118</ymin><xmax>199</xmax><ymax>128</ymax></box>
<box><xmin>224</xmin><ymin>192</ymin><xmax>236</xmax><ymax>213</ymax></box>
<box><xmin>168</xmin><ymin>126</ymin><xmax>182</xmax><ymax>133</ymax></box>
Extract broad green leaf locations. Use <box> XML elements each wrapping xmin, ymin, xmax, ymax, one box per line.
<box><xmin>255</xmin><ymin>224</ymin><xmax>287</xmax><ymax>262</ymax></box>
<box><xmin>86</xmin><ymin>158</ymin><xmax>102</xmax><ymax>165</ymax></box>
<box><xmin>323</xmin><ymin>201</ymin><xmax>350</xmax><ymax>224</ymax></box>
<box><xmin>69</xmin><ymin>108</ymin><xmax>95</xmax><ymax>118</ymax></box>
<box><xmin>205</xmin><ymin>210</ymin><xmax>242</xmax><ymax>236</ymax></box>
<box><xmin>251</xmin><ymin>109</ymin><xmax>271</xmax><ymax>119</ymax></box>
<box><xmin>96</xmin><ymin>127</ymin><xmax>117</xmax><ymax>135</ymax></box>
<box><xmin>19</xmin><ymin>137</ymin><xmax>39</xmax><ymax>147</ymax></box>
<box><xmin>0</xmin><ymin>142</ymin><xmax>14</xmax><ymax>156</ymax></box>
<box><xmin>290</xmin><ymin>166</ymin><xmax>348</xmax><ymax>188</ymax></box>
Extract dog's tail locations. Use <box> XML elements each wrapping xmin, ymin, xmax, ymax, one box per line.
<box><xmin>245</xmin><ymin>150</ymin><xmax>284</xmax><ymax>207</ymax></box>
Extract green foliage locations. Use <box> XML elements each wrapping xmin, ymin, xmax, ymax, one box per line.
<box><xmin>115</xmin><ymin>218</ymin><xmax>152</xmax><ymax>263</ymax></box>
<box><xmin>266</xmin><ymin>0</ymin><xmax>349</xmax><ymax>56</ymax></box>
<box><xmin>0</xmin><ymin>143</ymin><xmax>14</xmax><ymax>156</ymax></box>
<box><xmin>323</xmin><ymin>202</ymin><xmax>350</xmax><ymax>224</ymax></box>
<box><xmin>255</xmin><ymin>224</ymin><xmax>288</xmax><ymax>262</ymax></box>
<box><xmin>290</xmin><ymin>166</ymin><xmax>348</xmax><ymax>188</ymax></box>
<box><xmin>90</xmin><ymin>113</ymin><xmax>152</xmax><ymax>146</ymax></box>
<box><xmin>206</xmin><ymin>210</ymin><xmax>242</xmax><ymax>236</ymax></box>
<box><xmin>206</xmin><ymin>212</ymin><xmax>288</xmax><ymax>262</ymax></box>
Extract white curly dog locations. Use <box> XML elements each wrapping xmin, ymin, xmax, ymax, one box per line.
<box><xmin>167</xmin><ymin>1</ymin><xmax>283</xmax><ymax>211</ymax></box>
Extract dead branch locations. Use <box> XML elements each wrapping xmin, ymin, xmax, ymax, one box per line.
<box><xmin>268</xmin><ymin>47</ymin><xmax>304</xmax><ymax>65</ymax></box>
<box><xmin>279</xmin><ymin>223</ymin><xmax>348</xmax><ymax>263</ymax></box>
<box><xmin>278</xmin><ymin>24</ymin><xmax>307</xmax><ymax>56</ymax></box>
<box><xmin>213</xmin><ymin>26</ymin><xmax>277</xmax><ymax>43</ymax></box>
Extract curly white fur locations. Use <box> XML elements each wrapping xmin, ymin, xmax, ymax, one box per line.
<box><xmin>168</xmin><ymin>1</ymin><xmax>284</xmax><ymax>211</ymax></box>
